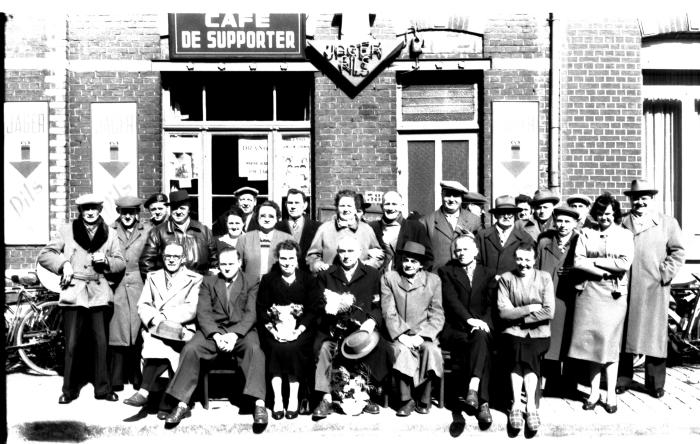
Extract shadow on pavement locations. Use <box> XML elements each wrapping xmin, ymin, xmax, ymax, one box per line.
<box><xmin>19</xmin><ymin>421</ymin><xmax>96</xmax><ymax>442</ymax></box>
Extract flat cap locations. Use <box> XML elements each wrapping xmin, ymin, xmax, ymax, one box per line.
<box><xmin>532</xmin><ymin>189</ymin><xmax>561</xmax><ymax>206</ymax></box>
<box><xmin>75</xmin><ymin>193</ymin><xmax>104</xmax><ymax>206</ymax></box>
<box><xmin>566</xmin><ymin>194</ymin><xmax>592</xmax><ymax>206</ymax></box>
<box><xmin>233</xmin><ymin>187</ymin><xmax>259</xmax><ymax>197</ymax></box>
<box><xmin>553</xmin><ymin>206</ymin><xmax>580</xmax><ymax>221</ymax></box>
<box><xmin>464</xmin><ymin>191</ymin><xmax>488</xmax><ymax>204</ymax></box>
<box><xmin>439</xmin><ymin>180</ymin><xmax>468</xmax><ymax>195</ymax></box>
<box><xmin>115</xmin><ymin>195</ymin><xmax>143</xmax><ymax>209</ymax></box>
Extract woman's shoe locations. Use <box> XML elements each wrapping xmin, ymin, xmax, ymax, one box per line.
<box><xmin>601</xmin><ymin>402</ymin><xmax>617</xmax><ymax>414</ymax></box>
<box><xmin>525</xmin><ymin>410</ymin><xmax>541</xmax><ymax>431</ymax></box>
<box><xmin>271</xmin><ymin>410</ymin><xmax>284</xmax><ymax>420</ymax></box>
<box><xmin>582</xmin><ymin>396</ymin><xmax>600</xmax><ymax>411</ymax></box>
<box><xmin>285</xmin><ymin>409</ymin><xmax>299</xmax><ymax>420</ymax></box>
<box><xmin>508</xmin><ymin>409</ymin><xmax>524</xmax><ymax>430</ymax></box>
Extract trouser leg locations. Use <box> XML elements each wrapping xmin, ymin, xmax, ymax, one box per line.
<box><xmin>397</xmin><ymin>373</ymin><xmax>412</xmax><ymax>402</ymax></box>
<box><xmin>233</xmin><ymin>331</ymin><xmax>266</xmax><ymax>400</ymax></box>
<box><xmin>417</xmin><ymin>379</ymin><xmax>432</xmax><ymax>405</ymax></box>
<box><xmin>314</xmin><ymin>341</ymin><xmax>336</xmax><ymax>394</ymax></box>
<box><xmin>166</xmin><ymin>332</ymin><xmax>216</xmax><ymax>403</ymax></box>
<box><xmin>616</xmin><ymin>352</ymin><xmax>634</xmax><ymax>387</ymax></box>
<box><xmin>61</xmin><ymin>307</ymin><xmax>85</xmax><ymax>397</ymax></box>
<box><xmin>90</xmin><ymin>306</ymin><xmax>111</xmax><ymax>396</ymax></box>
<box><xmin>644</xmin><ymin>356</ymin><xmax>666</xmax><ymax>391</ymax></box>
<box><xmin>140</xmin><ymin>359</ymin><xmax>171</xmax><ymax>391</ymax></box>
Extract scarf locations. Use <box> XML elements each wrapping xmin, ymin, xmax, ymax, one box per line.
<box><xmin>335</xmin><ymin>216</ymin><xmax>359</xmax><ymax>232</ymax></box>
<box><xmin>72</xmin><ymin>217</ymin><xmax>109</xmax><ymax>253</ymax></box>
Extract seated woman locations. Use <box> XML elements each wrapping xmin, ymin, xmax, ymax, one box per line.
<box><xmin>569</xmin><ymin>193</ymin><xmax>633</xmax><ymax>414</ymax></box>
<box><xmin>381</xmin><ymin>241</ymin><xmax>444</xmax><ymax>416</ymax></box>
<box><xmin>236</xmin><ymin>201</ymin><xmax>294</xmax><ymax>285</ymax></box>
<box><xmin>497</xmin><ymin>242</ymin><xmax>554</xmax><ymax>433</ymax></box>
<box><xmin>216</xmin><ymin>206</ymin><xmax>246</xmax><ymax>253</ymax></box>
<box><xmin>257</xmin><ymin>240</ymin><xmax>321</xmax><ymax>420</ymax></box>
<box><xmin>438</xmin><ymin>233</ymin><xmax>497</xmax><ymax>426</ymax></box>
<box><xmin>125</xmin><ymin>242</ymin><xmax>201</xmax><ymax>416</ymax></box>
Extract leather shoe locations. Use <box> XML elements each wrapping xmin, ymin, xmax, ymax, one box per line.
<box><xmin>312</xmin><ymin>399</ymin><xmax>332</xmax><ymax>419</ymax></box>
<box><xmin>253</xmin><ymin>405</ymin><xmax>268</xmax><ymax>425</ymax></box>
<box><xmin>165</xmin><ymin>404</ymin><xmax>191</xmax><ymax>424</ymax></box>
<box><xmin>123</xmin><ymin>392</ymin><xmax>148</xmax><ymax>407</ymax></box>
<box><xmin>95</xmin><ymin>392</ymin><xmax>119</xmax><ymax>402</ymax></box>
<box><xmin>271</xmin><ymin>410</ymin><xmax>284</xmax><ymax>420</ymax></box>
<box><xmin>58</xmin><ymin>394</ymin><xmax>77</xmax><ymax>404</ymax></box>
<box><xmin>476</xmin><ymin>403</ymin><xmax>493</xmax><ymax>425</ymax></box>
<box><xmin>299</xmin><ymin>398</ymin><xmax>311</xmax><ymax>415</ymax></box>
<box><xmin>465</xmin><ymin>389</ymin><xmax>479</xmax><ymax>411</ymax></box>
<box><xmin>582</xmin><ymin>399</ymin><xmax>598</xmax><ymax>411</ymax></box>
<box><xmin>362</xmin><ymin>400</ymin><xmax>380</xmax><ymax>414</ymax></box>
<box><xmin>651</xmin><ymin>388</ymin><xmax>665</xmax><ymax>398</ymax></box>
<box><xmin>615</xmin><ymin>385</ymin><xmax>628</xmax><ymax>395</ymax></box>
<box><xmin>285</xmin><ymin>409</ymin><xmax>299</xmax><ymax>420</ymax></box>
<box><xmin>414</xmin><ymin>401</ymin><xmax>430</xmax><ymax>415</ymax></box>
<box><xmin>396</xmin><ymin>399</ymin><xmax>415</xmax><ymax>417</ymax></box>
<box><xmin>157</xmin><ymin>410</ymin><xmax>170</xmax><ymax>420</ymax></box>
<box><xmin>601</xmin><ymin>402</ymin><xmax>617</xmax><ymax>414</ymax></box>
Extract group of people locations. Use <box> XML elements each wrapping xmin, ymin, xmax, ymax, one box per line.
<box><xmin>37</xmin><ymin>178</ymin><xmax>685</xmax><ymax>434</ymax></box>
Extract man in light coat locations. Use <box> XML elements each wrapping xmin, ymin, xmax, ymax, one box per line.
<box><xmin>420</xmin><ymin>181</ymin><xmax>481</xmax><ymax>270</ymax></box>
<box><xmin>617</xmin><ymin>180</ymin><xmax>686</xmax><ymax>398</ymax></box>
<box><xmin>109</xmin><ymin>196</ymin><xmax>152</xmax><ymax>393</ymax></box>
<box><xmin>38</xmin><ymin>193</ymin><xmax>126</xmax><ymax>404</ymax></box>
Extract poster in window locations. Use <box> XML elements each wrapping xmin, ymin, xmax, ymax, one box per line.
<box><xmin>164</xmin><ymin>133</ymin><xmax>201</xmax><ymax>190</ymax></box>
<box><xmin>280</xmin><ymin>136</ymin><xmax>311</xmax><ymax>196</ymax></box>
<box><xmin>239</xmin><ymin>138</ymin><xmax>268</xmax><ymax>180</ymax></box>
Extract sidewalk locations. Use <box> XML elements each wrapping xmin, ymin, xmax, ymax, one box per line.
<box><xmin>6</xmin><ymin>364</ymin><xmax>700</xmax><ymax>442</ymax></box>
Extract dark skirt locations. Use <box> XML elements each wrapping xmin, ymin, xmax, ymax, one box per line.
<box><xmin>502</xmin><ymin>334</ymin><xmax>550</xmax><ymax>376</ymax></box>
<box><xmin>260</xmin><ymin>328</ymin><xmax>315</xmax><ymax>379</ymax></box>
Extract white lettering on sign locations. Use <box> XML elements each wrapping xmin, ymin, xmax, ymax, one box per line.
<box><xmin>206</xmin><ymin>30</ymin><xmax>295</xmax><ymax>49</ymax></box>
<box><xmin>322</xmin><ymin>42</ymin><xmax>383</xmax><ymax>77</ymax></box>
<box><xmin>205</xmin><ymin>13</ymin><xmax>269</xmax><ymax>28</ymax></box>
<box><xmin>181</xmin><ymin>31</ymin><xmax>201</xmax><ymax>49</ymax></box>
<box><xmin>239</xmin><ymin>138</ymin><xmax>268</xmax><ymax>181</ymax></box>
<box><xmin>364</xmin><ymin>191</ymin><xmax>383</xmax><ymax>205</ymax></box>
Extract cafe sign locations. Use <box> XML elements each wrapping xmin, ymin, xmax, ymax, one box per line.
<box><xmin>306</xmin><ymin>38</ymin><xmax>405</xmax><ymax>97</ymax></box>
<box><xmin>169</xmin><ymin>13</ymin><xmax>305</xmax><ymax>59</ymax></box>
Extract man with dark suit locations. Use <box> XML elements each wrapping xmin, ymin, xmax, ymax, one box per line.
<box><xmin>370</xmin><ymin>191</ymin><xmax>432</xmax><ymax>272</ymax></box>
<box><xmin>476</xmin><ymin>196</ymin><xmax>535</xmax><ymax>275</ymax></box>
<box><xmin>157</xmin><ymin>247</ymin><xmax>268</xmax><ymax>426</ymax></box>
<box><xmin>274</xmin><ymin>188</ymin><xmax>321</xmax><ymax>271</ymax></box>
<box><xmin>521</xmin><ymin>189</ymin><xmax>560</xmax><ymax>241</ymax></box>
<box><xmin>420</xmin><ymin>181</ymin><xmax>481</xmax><ymax>270</ymax></box>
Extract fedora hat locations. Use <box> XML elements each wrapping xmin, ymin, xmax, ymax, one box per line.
<box><xmin>553</xmin><ymin>206</ymin><xmax>580</xmax><ymax>221</ymax></box>
<box><xmin>115</xmin><ymin>195</ymin><xmax>142</xmax><ymax>210</ymax></box>
<box><xmin>397</xmin><ymin>241</ymin><xmax>428</xmax><ymax>262</ymax></box>
<box><xmin>531</xmin><ymin>189</ymin><xmax>560</xmax><ymax>206</ymax></box>
<box><xmin>566</xmin><ymin>193</ymin><xmax>591</xmax><ymax>207</ymax></box>
<box><xmin>150</xmin><ymin>319</ymin><xmax>186</xmax><ymax>342</ymax></box>
<box><xmin>488</xmin><ymin>195</ymin><xmax>520</xmax><ymax>214</ymax></box>
<box><xmin>75</xmin><ymin>193</ymin><xmax>104</xmax><ymax>206</ymax></box>
<box><xmin>623</xmin><ymin>179</ymin><xmax>658</xmax><ymax>197</ymax></box>
<box><xmin>341</xmin><ymin>329</ymin><xmax>380</xmax><ymax>360</ymax></box>
<box><xmin>439</xmin><ymin>180</ymin><xmax>469</xmax><ymax>195</ymax></box>
<box><xmin>168</xmin><ymin>190</ymin><xmax>190</xmax><ymax>207</ymax></box>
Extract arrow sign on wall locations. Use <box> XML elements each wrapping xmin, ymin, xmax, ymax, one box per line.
<box><xmin>501</xmin><ymin>160</ymin><xmax>530</xmax><ymax>178</ymax></box>
<box><xmin>100</xmin><ymin>161</ymin><xmax>129</xmax><ymax>178</ymax></box>
<box><xmin>10</xmin><ymin>161</ymin><xmax>41</xmax><ymax>178</ymax></box>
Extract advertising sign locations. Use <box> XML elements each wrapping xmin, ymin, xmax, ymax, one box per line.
<box><xmin>280</xmin><ymin>135</ymin><xmax>311</xmax><ymax>196</ymax></box>
<box><xmin>92</xmin><ymin>103</ymin><xmax>138</xmax><ymax>224</ymax></box>
<box><xmin>239</xmin><ymin>138</ymin><xmax>268</xmax><ymax>181</ymax></box>
<box><xmin>169</xmin><ymin>13</ymin><xmax>305</xmax><ymax>59</ymax></box>
<box><xmin>4</xmin><ymin>102</ymin><xmax>50</xmax><ymax>244</ymax></box>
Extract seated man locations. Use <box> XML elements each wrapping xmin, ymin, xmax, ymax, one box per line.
<box><xmin>127</xmin><ymin>242</ymin><xmax>202</xmax><ymax>417</ymax></box>
<box><xmin>381</xmin><ymin>242</ymin><xmax>444</xmax><ymax>416</ymax></box>
<box><xmin>312</xmin><ymin>236</ymin><xmax>394</xmax><ymax>419</ymax></box>
<box><xmin>155</xmin><ymin>247</ymin><xmax>267</xmax><ymax>426</ymax></box>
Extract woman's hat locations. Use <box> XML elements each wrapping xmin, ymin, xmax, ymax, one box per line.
<box><xmin>488</xmin><ymin>195</ymin><xmax>520</xmax><ymax>214</ymax></box>
<box><xmin>397</xmin><ymin>241</ymin><xmax>429</xmax><ymax>262</ymax></box>
<box><xmin>531</xmin><ymin>189</ymin><xmax>561</xmax><ymax>206</ymax></box>
<box><xmin>623</xmin><ymin>179</ymin><xmax>658</xmax><ymax>197</ymax></box>
<box><xmin>150</xmin><ymin>319</ymin><xmax>186</xmax><ymax>342</ymax></box>
<box><xmin>553</xmin><ymin>206</ymin><xmax>580</xmax><ymax>221</ymax></box>
<box><xmin>168</xmin><ymin>190</ymin><xmax>190</xmax><ymax>207</ymax></box>
<box><xmin>341</xmin><ymin>329</ymin><xmax>380</xmax><ymax>360</ymax></box>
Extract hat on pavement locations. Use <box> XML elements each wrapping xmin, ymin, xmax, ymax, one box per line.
<box><xmin>397</xmin><ymin>241</ymin><xmax>429</xmax><ymax>263</ymax></box>
<box><xmin>623</xmin><ymin>179</ymin><xmax>658</xmax><ymax>197</ymax></box>
<box><xmin>488</xmin><ymin>195</ymin><xmax>521</xmax><ymax>214</ymax></box>
<box><xmin>341</xmin><ymin>329</ymin><xmax>380</xmax><ymax>360</ymax></box>
<box><xmin>115</xmin><ymin>195</ymin><xmax>143</xmax><ymax>210</ymax></box>
<box><xmin>553</xmin><ymin>206</ymin><xmax>580</xmax><ymax>221</ymax></box>
<box><xmin>234</xmin><ymin>187</ymin><xmax>259</xmax><ymax>197</ymax></box>
<box><xmin>144</xmin><ymin>192</ymin><xmax>168</xmax><ymax>208</ymax></box>
<box><xmin>150</xmin><ymin>319</ymin><xmax>186</xmax><ymax>342</ymax></box>
<box><xmin>532</xmin><ymin>189</ymin><xmax>561</xmax><ymax>206</ymax></box>
<box><xmin>464</xmin><ymin>191</ymin><xmax>488</xmax><ymax>204</ymax></box>
<box><xmin>168</xmin><ymin>190</ymin><xmax>191</xmax><ymax>207</ymax></box>
<box><xmin>75</xmin><ymin>193</ymin><xmax>104</xmax><ymax>206</ymax></box>
<box><xmin>566</xmin><ymin>194</ymin><xmax>592</xmax><ymax>207</ymax></box>
<box><xmin>439</xmin><ymin>180</ymin><xmax>469</xmax><ymax>195</ymax></box>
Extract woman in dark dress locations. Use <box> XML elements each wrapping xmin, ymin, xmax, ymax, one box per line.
<box><xmin>257</xmin><ymin>239</ymin><xmax>320</xmax><ymax>420</ymax></box>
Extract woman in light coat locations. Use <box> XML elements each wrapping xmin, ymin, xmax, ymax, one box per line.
<box><xmin>382</xmin><ymin>241</ymin><xmax>444</xmax><ymax>416</ymax></box>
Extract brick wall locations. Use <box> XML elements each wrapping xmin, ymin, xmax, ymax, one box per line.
<box><xmin>560</xmin><ymin>18</ymin><xmax>642</xmax><ymax>206</ymax></box>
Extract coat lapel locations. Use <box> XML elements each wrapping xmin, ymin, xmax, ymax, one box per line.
<box><xmin>434</xmin><ymin>211</ymin><xmax>454</xmax><ymax>239</ymax></box>
<box><xmin>213</xmin><ymin>278</ymin><xmax>230</xmax><ymax>316</ymax></box>
<box><xmin>486</xmin><ymin>228</ymin><xmax>504</xmax><ymax>252</ymax></box>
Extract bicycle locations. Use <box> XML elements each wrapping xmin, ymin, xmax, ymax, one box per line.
<box><xmin>5</xmin><ymin>276</ymin><xmax>64</xmax><ymax>376</ymax></box>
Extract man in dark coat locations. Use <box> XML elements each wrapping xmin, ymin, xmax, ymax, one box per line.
<box><xmin>421</xmin><ymin>181</ymin><xmax>481</xmax><ymax>270</ymax></box>
<box><xmin>143</xmin><ymin>247</ymin><xmax>268</xmax><ymax>426</ymax></box>
<box><xmin>311</xmin><ymin>236</ymin><xmax>394</xmax><ymax>419</ymax></box>
<box><xmin>139</xmin><ymin>190</ymin><xmax>218</xmax><ymax>278</ymax></box>
<box><xmin>522</xmin><ymin>189</ymin><xmax>560</xmax><ymax>241</ymax></box>
<box><xmin>476</xmin><ymin>196</ymin><xmax>535</xmax><ymax>276</ymax></box>
<box><xmin>370</xmin><ymin>191</ymin><xmax>432</xmax><ymax>272</ymax></box>
<box><xmin>274</xmin><ymin>188</ymin><xmax>321</xmax><ymax>272</ymax></box>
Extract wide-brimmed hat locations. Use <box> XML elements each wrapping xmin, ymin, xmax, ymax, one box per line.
<box><xmin>623</xmin><ymin>179</ymin><xmax>658</xmax><ymax>197</ymax></box>
<box><xmin>234</xmin><ymin>187</ymin><xmax>259</xmax><ymax>197</ymax></box>
<box><xmin>168</xmin><ymin>190</ymin><xmax>190</xmax><ymax>207</ymax></box>
<box><xmin>144</xmin><ymin>192</ymin><xmax>168</xmax><ymax>208</ymax></box>
<box><xmin>75</xmin><ymin>193</ymin><xmax>104</xmax><ymax>206</ymax></box>
<box><xmin>566</xmin><ymin>194</ymin><xmax>591</xmax><ymax>207</ymax></box>
<box><xmin>341</xmin><ymin>329</ymin><xmax>380</xmax><ymax>360</ymax></box>
<box><xmin>531</xmin><ymin>189</ymin><xmax>560</xmax><ymax>206</ymax></box>
<box><xmin>115</xmin><ymin>195</ymin><xmax>142</xmax><ymax>210</ymax></box>
<box><xmin>439</xmin><ymin>180</ymin><xmax>469</xmax><ymax>195</ymax></box>
<box><xmin>553</xmin><ymin>206</ymin><xmax>580</xmax><ymax>221</ymax></box>
<box><xmin>464</xmin><ymin>191</ymin><xmax>487</xmax><ymax>204</ymax></box>
<box><xmin>397</xmin><ymin>241</ymin><xmax>429</xmax><ymax>262</ymax></box>
<box><xmin>356</xmin><ymin>193</ymin><xmax>372</xmax><ymax>210</ymax></box>
<box><xmin>150</xmin><ymin>319</ymin><xmax>186</xmax><ymax>342</ymax></box>
<box><xmin>488</xmin><ymin>195</ymin><xmax>520</xmax><ymax>214</ymax></box>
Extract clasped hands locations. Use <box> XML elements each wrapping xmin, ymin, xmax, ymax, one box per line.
<box><xmin>213</xmin><ymin>332</ymin><xmax>238</xmax><ymax>352</ymax></box>
<box><xmin>466</xmin><ymin>318</ymin><xmax>490</xmax><ymax>333</ymax></box>
<box><xmin>268</xmin><ymin>325</ymin><xmax>305</xmax><ymax>343</ymax></box>
<box><xmin>398</xmin><ymin>332</ymin><xmax>424</xmax><ymax>350</ymax></box>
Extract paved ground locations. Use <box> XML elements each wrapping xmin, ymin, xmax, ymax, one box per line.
<box><xmin>5</xmin><ymin>363</ymin><xmax>700</xmax><ymax>442</ymax></box>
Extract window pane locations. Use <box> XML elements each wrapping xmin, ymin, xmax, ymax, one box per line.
<box><xmin>211</xmin><ymin>135</ymin><xmax>268</xmax><ymax>197</ymax></box>
<box><xmin>442</xmin><ymin>140</ymin><xmax>469</xmax><ymax>187</ymax></box>
<box><xmin>276</xmin><ymin>73</ymin><xmax>312</xmax><ymax>121</ymax></box>
<box><xmin>163</xmin><ymin>73</ymin><xmax>203</xmax><ymax>121</ymax></box>
<box><xmin>407</xmin><ymin>140</ymin><xmax>435</xmax><ymax>216</ymax></box>
<box><xmin>206</xmin><ymin>73</ymin><xmax>273</xmax><ymax>121</ymax></box>
<box><xmin>400</xmin><ymin>71</ymin><xmax>478</xmax><ymax>122</ymax></box>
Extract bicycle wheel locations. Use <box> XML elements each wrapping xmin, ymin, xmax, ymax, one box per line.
<box><xmin>16</xmin><ymin>300</ymin><xmax>64</xmax><ymax>376</ymax></box>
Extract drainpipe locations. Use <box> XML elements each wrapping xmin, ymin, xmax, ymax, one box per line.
<box><xmin>548</xmin><ymin>12</ymin><xmax>561</xmax><ymax>193</ymax></box>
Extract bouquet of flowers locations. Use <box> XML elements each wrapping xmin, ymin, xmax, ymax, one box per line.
<box><xmin>330</xmin><ymin>365</ymin><xmax>373</xmax><ymax>416</ymax></box>
<box><xmin>323</xmin><ymin>289</ymin><xmax>355</xmax><ymax>315</ymax></box>
<box><xmin>265</xmin><ymin>303</ymin><xmax>303</xmax><ymax>341</ymax></box>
